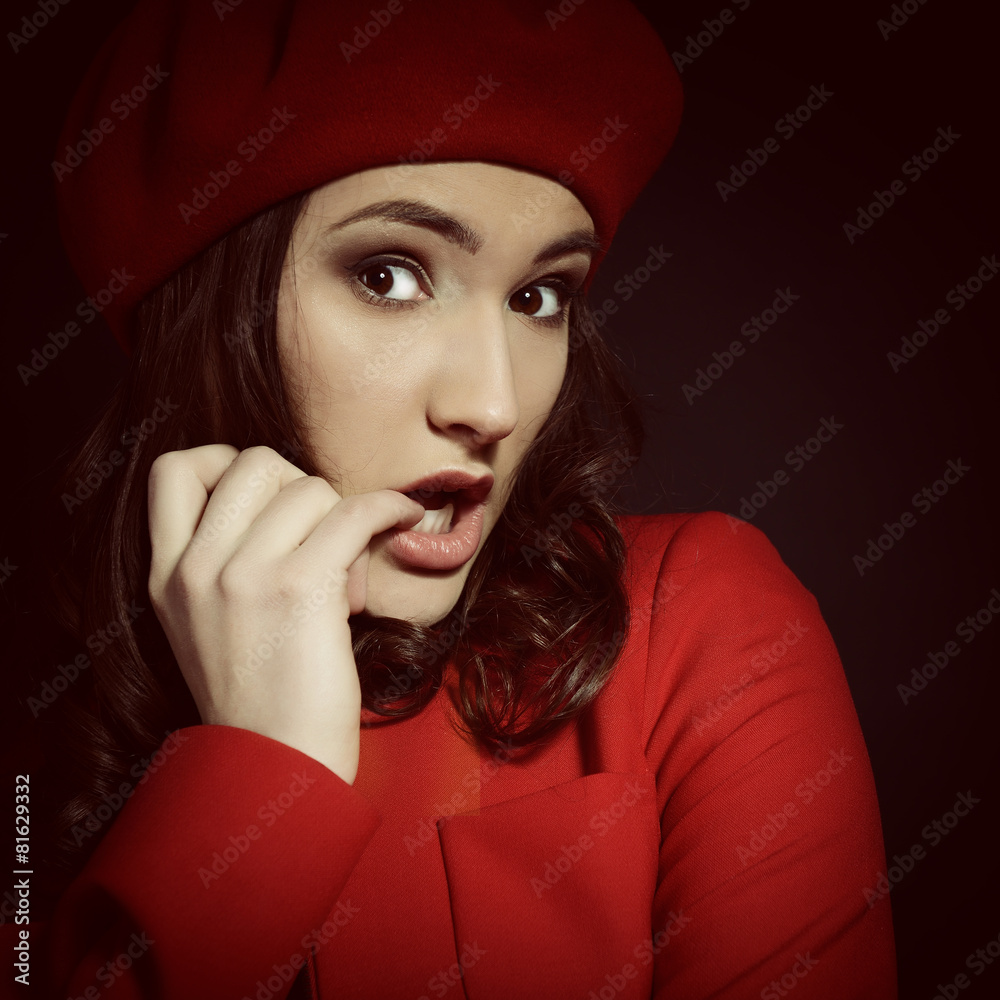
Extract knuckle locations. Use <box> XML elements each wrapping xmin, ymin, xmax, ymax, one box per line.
<box><xmin>241</xmin><ymin>445</ymin><xmax>280</xmax><ymax>470</ymax></box>
<box><xmin>295</xmin><ymin>475</ymin><xmax>337</xmax><ymax>502</ymax></box>
<box><xmin>241</xmin><ymin>446</ymin><xmax>284</xmax><ymax>485</ymax></box>
<box><xmin>241</xmin><ymin>444</ymin><xmax>279</xmax><ymax>464</ymax></box>
<box><xmin>148</xmin><ymin>449</ymin><xmax>184</xmax><ymax>486</ymax></box>
<box><xmin>147</xmin><ymin>570</ymin><xmax>167</xmax><ymax>611</ymax></box>
<box><xmin>336</xmin><ymin>495</ymin><xmax>369</xmax><ymax>523</ymax></box>
<box><xmin>172</xmin><ymin>548</ymin><xmax>215</xmax><ymax>596</ymax></box>
<box><xmin>217</xmin><ymin>559</ymin><xmax>255</xmax><ymax>599</ymax></box>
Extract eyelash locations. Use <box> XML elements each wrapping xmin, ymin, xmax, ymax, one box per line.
<box><xmin>344</xmin><ymin>254</ymin><xmax>581</xmax><ymax>328</ymax></box>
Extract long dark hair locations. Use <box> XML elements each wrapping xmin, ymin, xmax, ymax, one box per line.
<box><xmin>43</xmin><ymin>189</ymin><xmax>644</xmax><ymax>878</ymax></box>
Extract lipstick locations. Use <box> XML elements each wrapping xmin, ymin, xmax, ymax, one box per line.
<box><xmin>388</xmin><ymin>470</ymin><xmax>493</xmax><ymax>571</ymax></box>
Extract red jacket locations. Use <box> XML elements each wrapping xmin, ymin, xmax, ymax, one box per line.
<box><xmin>4</xmin><ymin>512</ymin><xmax>896</xmax><ymax>998</ymax></box>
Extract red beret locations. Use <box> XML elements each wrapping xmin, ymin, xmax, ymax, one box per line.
<box><xmin>55</xmin><ymin>0</ymin><xmax>682</xmax><ymax>353</ymax></box>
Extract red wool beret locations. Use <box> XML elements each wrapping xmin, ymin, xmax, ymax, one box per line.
<box><xmin>55</xmin><ymin>0</ymin><xmax>682</xmax><ymax>353</ymax></box>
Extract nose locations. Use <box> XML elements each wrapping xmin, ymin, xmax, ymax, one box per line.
<box><xmin>426</xmin><ymin>304</ymin><xmax>519</xmax><ymax>448</ymax></box>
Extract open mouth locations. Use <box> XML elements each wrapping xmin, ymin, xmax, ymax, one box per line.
<box><xmin>390</xmin><ymin>477</ymin><xmax>492</xmax><ymax>572</ymax></box>
<box><xmin>404</xmin><ymin>489</ymin><xmax>461</xmax><ymax>534</ymax></box>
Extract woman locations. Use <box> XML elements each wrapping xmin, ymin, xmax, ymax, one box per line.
<box><xmin>9</xmin><ymin>0</ymin><xmax>896</xmax><ymax>997</ymax></box>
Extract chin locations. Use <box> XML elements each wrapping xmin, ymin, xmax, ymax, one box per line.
<box><xmin>363</xmin><ymin>552</ymin><xmax>467</xmax><ymax>627</ymax></box>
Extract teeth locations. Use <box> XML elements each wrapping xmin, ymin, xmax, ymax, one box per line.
<box><xmin>410</xmin><ymin>502</ymin><xmax>454</xmax><ymax>535</ymax></box>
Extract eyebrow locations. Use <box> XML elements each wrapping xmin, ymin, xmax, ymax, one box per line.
<box><xmin>532</xmin><ymin>229</ymin><xmax>604</xmax><ymax>267</ymax></box>
<box><xmin>320</xmin><ymin>198</ymin><xmax>602</xmax><ymax>267</ymax></box>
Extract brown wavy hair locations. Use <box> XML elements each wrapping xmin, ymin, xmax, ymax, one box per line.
<box><xmin>42</xmin><ymin>190</ymin><xmax>644</xmax><ymax>879</ymax></box>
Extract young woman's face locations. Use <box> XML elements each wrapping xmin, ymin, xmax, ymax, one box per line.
<box><xmin>277</xmin><ymin>161</ymin><xmax>597</xmax><ymax>625</ymax></box>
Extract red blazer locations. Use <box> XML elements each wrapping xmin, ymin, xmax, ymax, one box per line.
<box><xmin>4</xmin><ymin>512</ymin><xmax>896</xmax><ymax>998</ymax></box>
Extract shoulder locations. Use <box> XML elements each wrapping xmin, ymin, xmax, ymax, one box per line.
<box><xmin>608</xmin><ymin>511</ymin><xmax>846</xmax><ymax>743</ymax></box>
<box><xmin>614</xmin><ymin>510</ymin><xmax>815</xmax><ymax>622</ymax></box>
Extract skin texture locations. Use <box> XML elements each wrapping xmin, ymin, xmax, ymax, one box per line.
<box><xmin>147</xmin><ymin>161</ymin><xmax>596</xmax><ymax>782</ymax></box>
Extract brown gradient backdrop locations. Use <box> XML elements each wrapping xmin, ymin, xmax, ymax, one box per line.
<box><xmin>1</xmin><ymin>1</ymin><xmax>997</xmax><ymax>996</ymax></box>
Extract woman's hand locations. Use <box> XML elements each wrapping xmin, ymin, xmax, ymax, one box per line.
<box><xmin>146</xmin><ymin>444</ymin><xmax>424</xmax><ymax>784</ymax></box>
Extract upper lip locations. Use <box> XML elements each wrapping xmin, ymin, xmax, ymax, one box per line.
<box><xmin>397</xmin><ymin>469</ymin><xmax>495</xmax><ymax>505</ymax></box>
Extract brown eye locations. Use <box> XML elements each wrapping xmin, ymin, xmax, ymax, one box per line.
<box><xmin>357</xmin><ymin>263</ymin><xmax>422</xmax><ymax>301</ymax></box>
<box><xmin>509</xmin><ymin>284</ymin><xmax>561</xmax><ymax>318</ymax></box>
<box><xmin>359</xmin><ymin>266</ymin><xmax>394</xmax><ymax>296</ymax></box>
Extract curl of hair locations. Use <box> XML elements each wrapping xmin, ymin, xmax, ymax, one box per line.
<box><xmin>44</xmin><ymin>192</ymin><xmax>643</xmax><ymax>881</ymax></box>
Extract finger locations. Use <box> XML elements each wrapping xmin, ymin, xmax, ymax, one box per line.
<box><xmin>148</xmin><ymin>444</ymin><xmax>241</xmax><ymax>579</ymax></box>
<box><xmin>189</xmin><ymin>447</ymin><xmax>309</xmax><ymax>557</ymax></box>
<box><xmin>226</xmin><ymin>474</ymin><xmax>342</xmax><ymax>566</ymax></box>
<box><xmin>288</xmin><ymin>490</ymin><xmax>424</xmax><ymax>579</ymax></box>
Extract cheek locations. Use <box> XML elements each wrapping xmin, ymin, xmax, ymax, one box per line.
<box><xmin>278</xmin><ymin>289</ymin><xmax>388</xmax><ymax>426</ymax></box>
<box><xmin>513</xmin><ymin>337</ymin><xmax>569</xmax><ymax>433</ymax></box>
<box><xmin>283</xmin><ymin>278</ymin><xmax>432</xmax><ymax>406</ymax></box>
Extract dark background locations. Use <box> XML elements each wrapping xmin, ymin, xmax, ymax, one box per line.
<box><xmin>1</xmin><ymin>1</ymin><xmax>997</xmax><ymax>996</ymax></box>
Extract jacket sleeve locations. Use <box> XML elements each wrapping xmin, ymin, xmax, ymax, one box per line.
<box><xmin>639</xmin><ymin>512</ymin><xmax>897</xmax><ymax>999</ymax></box>
<box><xmin>4</xmin><ymin>724</ymin><xmax>380</xmax><ymax>999</ymax></box>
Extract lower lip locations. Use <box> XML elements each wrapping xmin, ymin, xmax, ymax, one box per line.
<box><xmin>388</xmin><ymin>499</ymin><xmax>486</xmax><ymax>571</ymax></box>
